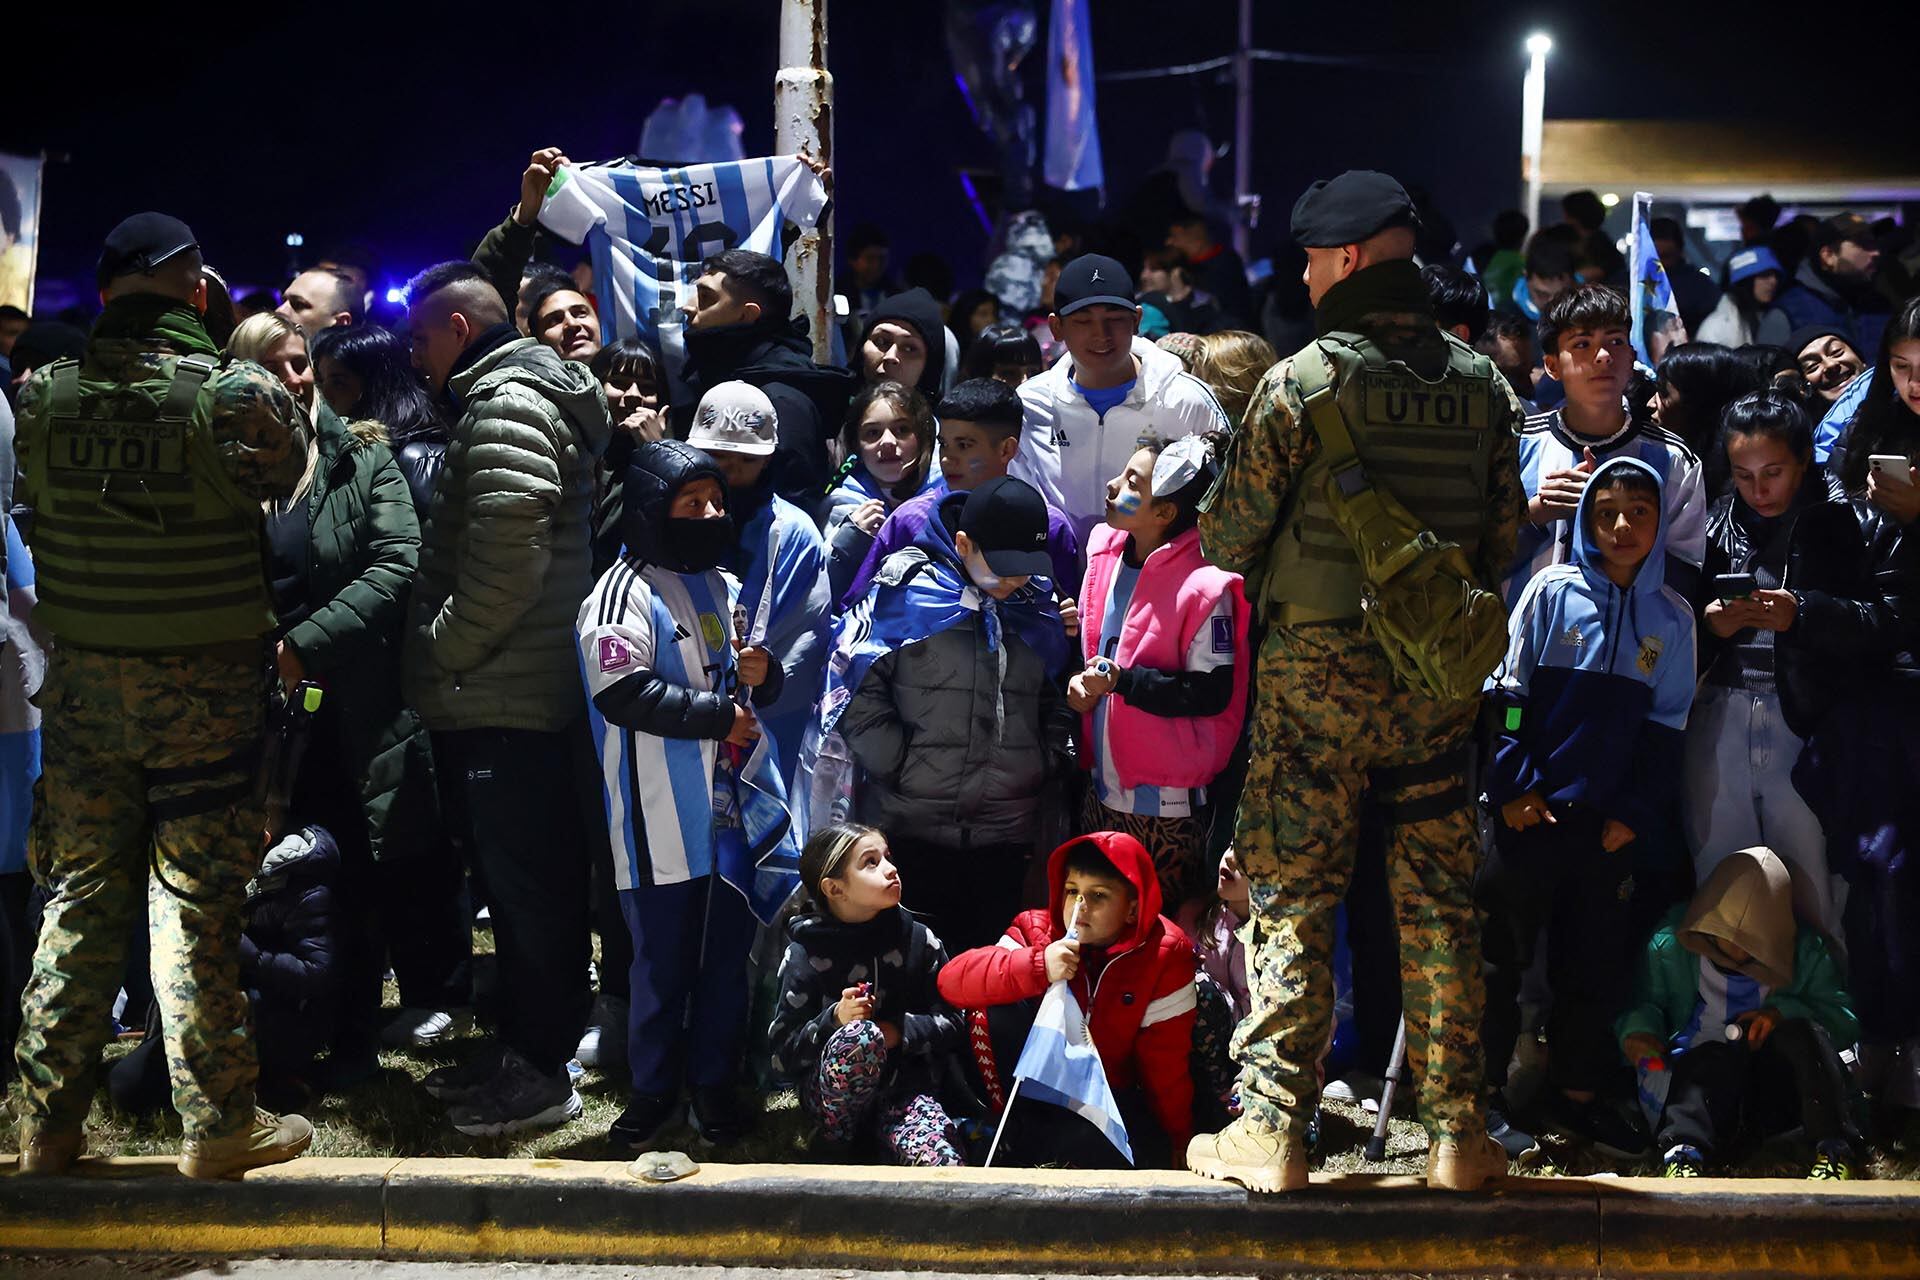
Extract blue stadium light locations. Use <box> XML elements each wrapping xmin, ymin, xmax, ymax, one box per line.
<box><xmin>385</xmin><ymin>286</ymin><xmax>406</xmax><ymax>305</ymax></box>
<box><xmin>285</xmin><ymin>232</ymin><xmax>305</xmax><ymax>248</ymax></box>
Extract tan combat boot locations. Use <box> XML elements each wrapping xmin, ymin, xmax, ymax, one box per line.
<box><xmin>15</xmin><ymin>1119</ymin><xmax>85</xmax><ymax>1175</ymax></box>
<box><xmin>1426</xmin><ymin>1133</ymin><xmax>1508</xmax><ymax>1191</ymax></box>
<box><xmin>1187</xmin><ymin>1116</ymin><xmax>1310</xmax><ymax>1193</ymax></box>
<box><xmin>178</xmin><ymin>1108</ymin><xmax>314</xmax><ymax>1180</ymax></box>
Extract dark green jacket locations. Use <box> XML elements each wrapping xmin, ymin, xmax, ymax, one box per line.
<box><xmin>282</xmin><ymin>403</ymin><xmax>438</xmax><ymax>860</ymax></box>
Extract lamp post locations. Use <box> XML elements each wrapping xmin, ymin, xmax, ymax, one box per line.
<box><xmin>775</xmin><ymin>0</ymin><xmax>834</xmax><ymax>363</ymax></box>
<box><xmin>1232</xmin><ymin>0</ymin><xmax>1254</xmax><ymax>260</ymax></box>
<box><xmin>1520</xmin><ymin>32</ymin><xmax>1551</xmax><ymax>232</ymax></box>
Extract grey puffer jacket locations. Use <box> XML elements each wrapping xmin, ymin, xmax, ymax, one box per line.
<box><xmin>404</xmin><ymin>337</ymin><xmax>612</xmax><ymax>732</ymax></box>
<box><xmin>841</xmin><ymin>602</ymin><xmax>1075</xmax><ymax>850</ymax></box>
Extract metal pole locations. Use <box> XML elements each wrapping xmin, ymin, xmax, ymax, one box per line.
<box><xmin>776</xmin><ymin>0</ymin><xmax>835</xmax><ymax>364</ymax></box>
<box><xmin>1520</xmin><ymin>34</ymin><xmax>1551</xmax><ymax>232</ymax></box>
<box><xmin>1232</xmin><ymin>0</ymin><xmax>1253</xmax><ymax>261</ymax></box>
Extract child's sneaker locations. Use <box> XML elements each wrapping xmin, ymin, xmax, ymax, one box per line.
<box><xmin>1661</xmin><ymin>1143</ymin><xmax>1703</xmax><ymax>1178</ymax></box>
<box><xmin>1545</xmin><ymin>1091</ymin><xmax>1651</xmax><ymax>1160</ymax></box>
<box><xmin>1487</xmin><ymin>1090</ymin><xmax>1542</xmax><ymax>1166</ymax></box>
<box><xmin>688</xmin><ymin>1086</ymin><xmax>748</xmax><ymax>1146</ymax></box>
<box><xmin>1809</xmin><ymin>1139</ymin><xmax>1858</xmax><ymax>1181</ymax></box>
<box><xmin>610</xmin><ymin>1093</ymin><xmax>676</xmax><ymax>1150</ymax></box>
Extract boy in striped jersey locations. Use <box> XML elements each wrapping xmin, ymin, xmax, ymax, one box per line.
<box><xmin>575</xmin><ymin>439</ymin><xmax>789</xmax><ymax>1151</ymax></box>
<box><xmin>1504</xmin><ymin>284</ymin><xmax>1706</xmax><ymax>607</ymax></box>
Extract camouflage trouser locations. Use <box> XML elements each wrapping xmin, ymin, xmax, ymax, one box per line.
<box><xmin>13</xmin><ymin>646</ymin><xmax>265</xmax><ymax>1140</ymax></box>
<box><xmin>1229</xmin><ymin>624</ymin><xmax>1487</xmax><ymax>1144</ymax></box>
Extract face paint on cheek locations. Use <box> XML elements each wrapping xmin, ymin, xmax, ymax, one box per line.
<box><xmin>1112</xmin><ymin>490</ymin><xmax>1142</xmax><ymax>516</ymax></box>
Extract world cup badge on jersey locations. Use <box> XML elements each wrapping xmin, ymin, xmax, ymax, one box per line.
<box><xmin>699</xmin><ymin>612</ymin><xmax>726</xmax><ymax>653</ymax></box>
<box><xmin>1636</xmin><ymin>634</ymin><xmax>1664</xmax><ymax>676</ymax></box>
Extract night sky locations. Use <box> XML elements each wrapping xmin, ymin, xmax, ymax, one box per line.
<box><xmin>4</xmin><ymin>1</ymin><xmax>1912</xmax><ymax>312</ymax></box>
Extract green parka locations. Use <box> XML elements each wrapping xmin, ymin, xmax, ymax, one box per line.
<box><xmin>281</xmin><ymin>403</ymin><xmax>438</xmax><ymax>860</ymax></box>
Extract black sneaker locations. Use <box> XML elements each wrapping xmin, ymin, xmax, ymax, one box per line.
<box><xmin>610</xmin><ymin>1093</ymin><xmax>676</xmax><ymax>1151</ymax></box>
<box><xmin>447</xmin><ymin>1049</ymin><xmax>583</xmax><ymax>1137</ymax></box>
<box><xmin>422</xmin><ymin>1042</ymin><xmax>507</xmax><ymax>1102</ymax></box>
<box><xmin>1546</xmin><ymin>1091</ymin><xmax>1650</xmax><ymax>1160</ymax></box>
<box><xmin>688</xmin><ymin>1085</ymin><xmax>748</xmax><ymax>1146</ymax></box>
<box><xmin>1487</xmin><ymin>1091</ymin><xmax>1542</xmax><ymax>1166</ymax></box>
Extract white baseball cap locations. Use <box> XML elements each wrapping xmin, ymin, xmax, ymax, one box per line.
<box><xmin>688</xmin><ymin>381</ymin><xmax>778</xmax><ymax>457</ymax></box>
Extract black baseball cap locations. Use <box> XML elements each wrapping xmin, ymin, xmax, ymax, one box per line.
<box><xmin>1290</xmin><ymin>170</ymin><xmax>1419</xmax><ymax>248</ymax></box>
<box><xmin>97</xmin><ymin>212</ymin><xmax>200</xmax><ymax>290</ymax></box>
<box><xmin>957</xmin><ymin>476</ymin><xmax>1053</xmax><ymax>578</ymax></box>
<box><xmin>1052</xmin><ymin>254</ymin><xmax>1137</xmax><ymax>316</ymax></box>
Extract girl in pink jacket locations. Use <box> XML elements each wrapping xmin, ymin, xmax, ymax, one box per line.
<box><xmin>1066</xmin><ymin>433</ymin><xmax>1249</xmax><ymax>910</ymax></box>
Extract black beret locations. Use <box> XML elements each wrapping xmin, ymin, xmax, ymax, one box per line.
<box><xmin>97</xmin><ymin>212</ymin><xmax>199</xmax><ymax>290</ymax></box>
<box><xmin>1290</xmin><ymin>171</ymin><xmax>1418</xmax><ymax>248</ymax></box>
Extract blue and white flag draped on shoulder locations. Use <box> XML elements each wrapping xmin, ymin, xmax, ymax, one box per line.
<box><xmin>537</xmin><ymin>156</ymin><xmax>828</xmax><ymax>364</ymax></box>
<box><xmin>1629</xmin><ymin>191</ymin><xmax>1677</xmax><ymax>367</ymax></box>
<box><xmin>1012</xmin><ymin>978</ymin><xmax>1133</xmax><ymax>1165</ymax></box>
<box><xmin>792</xmin><ymin>542</ymin><xmax>1069</xmax><ymax>836</ymax></box>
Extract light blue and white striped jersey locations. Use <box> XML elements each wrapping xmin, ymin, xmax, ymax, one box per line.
<box><xmin>576</xmin><ymin>556</ymin><xmax>741</xmax><ymax>893</ymax></box>
<box><xmin>538</xmin><ymin>156</ymin><xmax>829</xmax><ymax>365</ymax></box>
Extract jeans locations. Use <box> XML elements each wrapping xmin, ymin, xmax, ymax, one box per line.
<box><xmin>434</xmin><ymin>726</ymin><xmax>592</xmax><ymax>1074</ymax></box>
<box><xmin>1685</xmin><ymin>686</ymin><xmax>1842</xmax><ymax>944</ymax></box>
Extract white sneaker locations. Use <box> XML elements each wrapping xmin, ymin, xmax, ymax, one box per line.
<box><xmin>380</xmin><ymin>1006</ymin><xmax>473</xmax><ymax>1049</ymax></box>
<box><xmin>575</xmin><ymin>996</ymin><xmax>629</xmax><ymax>1069</ymax></box>
<box><xmin>1323</xmin><ymin>1071</ymin><xmax>1385</xmax><ymax>1106</ymax></box>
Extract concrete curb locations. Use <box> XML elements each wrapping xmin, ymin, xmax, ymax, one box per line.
<box><xmin>3</xmin><ymin>1157</ymin><xmax>1917</xmax><ymax>1276</ymax></box>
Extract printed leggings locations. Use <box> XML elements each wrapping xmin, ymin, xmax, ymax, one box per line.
<box><xmin>804</xmin><ymin>1021</ymin><xmax>965</xmax><ymax>1166</ymax></box>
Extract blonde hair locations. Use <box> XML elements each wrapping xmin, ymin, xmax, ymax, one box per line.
<box><xmin>227</xmin><ymin>311</ymin><xmax>304</xmax><ymax>365</ymax></box>
<box><xmin>228</xmin><ymin>313</ymin><xmax>321</xmax><ymax>504</ymax></box>
<box><xmin>1189</xmin><ymin>330</ymin><xmax>1279</xmax><ymax>430</ymax></box>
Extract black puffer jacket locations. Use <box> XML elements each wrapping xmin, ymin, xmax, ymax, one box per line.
<box><xmin>240</xmin><ymin>826</ymin><xmax>341</xmax><ymax>1028</ymax></box>
<box><xmin>769</xmin><ymin>905</ymin><xmax>966</xmax><ymax>1102</ymax></box>
<box><xmin>675</xmin><ymin>316</ymin><xmax>858</xmax><ymax>519</ymax></box>
<box><xmin>1698</xmin><ymin>467</ymin><xmax>1907</xmax><ymax>737</ymax></box>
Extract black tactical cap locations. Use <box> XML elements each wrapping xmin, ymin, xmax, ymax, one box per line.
<box><xmin>1052</xmin><ymin>254</ymin><xmax>1137</xmax><ymax>316</ymax></box>
<box><xmin>1290</xmin><ymin>171</ymin><xmax>1419</xmax><ymax>248</ymax></box>
<box><xmin>97</xmin><ymin>212</ymin><xmax>200</xmax><ymax>289</ymax></box>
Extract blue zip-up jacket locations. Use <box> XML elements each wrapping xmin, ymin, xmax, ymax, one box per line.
<box><xmin>1490</xmin><ymin>455</ymin><xmax>1697</xmax><ymax>839</ymax></box>
<box><xmin>723</xmin><ymin>489</ymin><xmax>831</xmax><ymax>782</ymax></box>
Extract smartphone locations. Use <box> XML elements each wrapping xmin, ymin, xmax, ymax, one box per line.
<box><xmin>1715</xmin><ymin>572</ymin><xmax>1758</xmax><ymax>603</ymax></box>
<box><xmin>1870</xmin><ymin>454</ymin><xmax>1913</xmax><ymax>484</ymax></box>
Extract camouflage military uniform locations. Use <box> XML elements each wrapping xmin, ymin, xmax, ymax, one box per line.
<box><xmin>10</xmin><ymin>296</ymin><xmax>304</xmax><ymax>1141</ymax></box>
<box><xmin>1199</xmin><ymin>319</ymin><xmax>1525</xmax><ymax>1146</ymax></box>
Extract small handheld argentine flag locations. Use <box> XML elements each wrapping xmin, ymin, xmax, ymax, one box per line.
<box><xmin>1628</xmin><ymin>191</ymin><xmax>1677</xmax><ymax>366</ymax></box>
<box><xmin>987</xmin><ymin>904</ymin><xmax>1133</xmax><ymax>1166</ymax></box>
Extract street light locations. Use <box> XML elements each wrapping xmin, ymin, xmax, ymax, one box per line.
<box><xmin>1520</xmin><ymin>32</ymin><xmax>1552</xmax><ymax>231</ymax></box>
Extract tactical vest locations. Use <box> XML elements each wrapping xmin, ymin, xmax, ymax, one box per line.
<box><xmin>1261</xmin><ymin>331</ymin><xmax>1500</xmax><ymax>623</ymax></box>
<box><xmin>25</xmin><ymin>354</ymin><xmax>275</xmax><ymax>649</ymax></box>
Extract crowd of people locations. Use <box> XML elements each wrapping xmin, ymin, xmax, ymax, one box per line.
<box><xmin>1</xmin><ymin>147</ymin><xmax>1917</xmax><ymax>1192</ymax></box>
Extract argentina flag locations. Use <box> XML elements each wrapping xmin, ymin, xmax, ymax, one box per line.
<box><xmin>1043</xmin><ymin>0</ymin><xmax>1104</xmax><ymax>193</ymax></box>
<box><xmin>1628</xmin><ymin>191</ymin><xmax>1677</xmax><ymax>366</ymax></box>
<box><xmin>538</xmin><ymin>156</ymin><xmax>829</xmax><ymax>367</ymax></box>
<box><xmin>1009</xmin><ymin>978</ymin><xmax>1134</xmax><ymax>1165</ymax></box>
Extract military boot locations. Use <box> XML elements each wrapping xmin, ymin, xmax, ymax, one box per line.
<box><xmin>1426</xmin><ymin>1132</ymin><xmax>1508</xmax><ymax>1191</ymax></box>
<box><xmin>1186</xmin><ymin>1117</ymin><xmax>1309</xmax><ymax>1193</ymax></box>
<box><xmin>178</xmin><ymin>1109</ymin><xmax>314</xmax><ymax>1180</ymax></box>
<box><xmin>16</xmin><ymin>1120</ymin><xmax>85</xmax><ymax>1175</ymax></box>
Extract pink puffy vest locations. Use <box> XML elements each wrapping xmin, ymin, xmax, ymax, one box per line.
<box><xmin>1078</xmin><ymin>523</ymin><xmax>1249</xmax><ymax>791</ymax></box>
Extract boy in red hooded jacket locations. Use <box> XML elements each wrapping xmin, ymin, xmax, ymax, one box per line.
<box><xmin>938</xmin><ymin>831</ymin><xmax>1198</xmax><ymax>1167</ymax></box>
